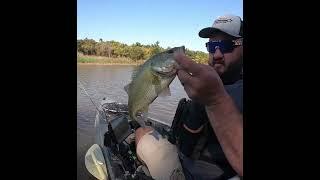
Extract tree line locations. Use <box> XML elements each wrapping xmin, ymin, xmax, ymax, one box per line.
<box><xmin>77</xmin><ymin>38</ymin><xmax>208</xmax><ymax>64</ymax></box>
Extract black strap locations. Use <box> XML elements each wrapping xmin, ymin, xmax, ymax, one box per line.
<box><xmin>168</xmin><ymin>98</ymin><xmax>190</xmax><ymax>144</ymax></box>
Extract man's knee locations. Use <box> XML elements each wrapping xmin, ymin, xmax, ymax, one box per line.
<box><xmin>135</xmin><ymin>127</ymin><xmax>154</xmax><ymax>147</ymax></box>
<box><xmin>135</xmin><ymin>127</ymin><xmax>185</xmax><ymax>179</ymax></box>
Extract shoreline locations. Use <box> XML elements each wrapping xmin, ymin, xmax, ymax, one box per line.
<box><xmin>77</xmin><ymin>55</ymin><xmax>145</xmax><ymax>66</ymax></box>
<box><xmin>77</xmin><ymin>62</ymin><xmax>141</xmax><ymax>66</ymax></box>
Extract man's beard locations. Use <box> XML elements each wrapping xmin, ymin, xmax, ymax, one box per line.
<box><xmin>220</xmin><ymin>60</ymin><xmax>243</xmax><ymax>85</ymax></box>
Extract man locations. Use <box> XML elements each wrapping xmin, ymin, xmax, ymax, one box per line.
<box><xmin>135</xmin><ymin>14</ymin><xmax>243</xmax><ymax>180</ymax></box>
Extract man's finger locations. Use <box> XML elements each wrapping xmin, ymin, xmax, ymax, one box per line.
<box><xmin>182</xmin><ymin>83</ymin><xmax>198</xmax><ymax>101</ymax></box>
<box><xmin>177</xmin><ymin>69</ymin><xmax>197</xmax><ymax>86</ymax></box>
<box><xmin>174</xmin><ymin>53</ymin><xmax>202</xmax><ymax>75</ymax></box>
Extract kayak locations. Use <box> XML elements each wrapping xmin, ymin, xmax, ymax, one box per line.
<box><xmin>85</xmin><ymin>98</ymin><xmax>172</xmax><ymax>180</ymax></box>
<box><xmin>84</xmin><ymin>98</ymin><xmax>241</xmax><ymax>180</ymax></box>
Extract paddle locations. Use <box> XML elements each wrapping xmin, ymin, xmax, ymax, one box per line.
<box><xmin>85</xmin><ymin>144</ymin><xmax>108</xmax><ymax>180</ymax></box>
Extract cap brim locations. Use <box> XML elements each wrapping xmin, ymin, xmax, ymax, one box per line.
<box><xmin>199</xmin><ymin>27</ymin><xmax>221</xmax><ymax>38</ymax></box>
<box><xmin>198</xmin><ymin>27</ymin><xmax>241</xmax><ymax>38</ymax></box>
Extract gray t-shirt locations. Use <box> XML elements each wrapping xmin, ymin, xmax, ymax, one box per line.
<box><xmin>224</xmin><ymin>79</ymin><xmax>243</xmax><ymax>113</ymax></box>
<box><xmin>180</xmin><ymin>79</ymin><xmax>243</xmax><ymax>180</ymax></box>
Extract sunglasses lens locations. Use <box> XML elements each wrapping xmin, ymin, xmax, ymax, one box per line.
<box><xmin>206</xmin><ymin>40</ymin><xmax>234</xmax><ymax>54</ymax></box>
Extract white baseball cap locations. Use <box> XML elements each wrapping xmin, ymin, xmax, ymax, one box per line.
<box><xmin>199</xmin><ymin>14</ymin><xmax>243</xmax><ymax>38</ymax></box>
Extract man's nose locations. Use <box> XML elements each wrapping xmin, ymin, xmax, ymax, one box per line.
<box><xmin>213</xmin><ymin>47</ymin><xmax>223</xmax><ymax>60</ymax></box>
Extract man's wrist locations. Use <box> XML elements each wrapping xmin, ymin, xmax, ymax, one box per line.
<box><xmin>206</xmin><ymin>90</ymin><xmax>231</xmax><ymax>110</ymax></box>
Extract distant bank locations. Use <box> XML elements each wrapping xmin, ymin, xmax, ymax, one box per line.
<box><xmin>77</xmin><ymin>55</ymin><xmax>145</xmax><ymax>65</ymax></box>
<box><xmin>77</xmin><ymin>39</ymin><xmax>208</xmax><ymax>65</ymax></box>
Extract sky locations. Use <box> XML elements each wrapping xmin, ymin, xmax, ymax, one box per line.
<box><xmin>77</xmin><ymin>0</ymin><xmax>243</xmax><ymax>53</ymax></box>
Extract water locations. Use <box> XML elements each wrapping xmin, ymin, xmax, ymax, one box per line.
<box><xmin>77</xmin><ymin>64</ymin><xmax>188</xmax><ymax>179</ymax></box>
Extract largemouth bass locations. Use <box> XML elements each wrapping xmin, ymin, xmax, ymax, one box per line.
<box><xmin>124</xmin><ymin>46</ymin><xmax>185</xmax><ymax>125</ymax></box>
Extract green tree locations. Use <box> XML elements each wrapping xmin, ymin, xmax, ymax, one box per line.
<box><xmin>76</xmin><ymin>38</ymin><xmax>208</xmax><ymax>63</ymax></box>
<box><xmin>128</xmin><ymin>45</ymin><xmax>144</xmax><ymax>61</ymax></box>
<box><xmin>150</xmin><ymin>41</ymin><xmax>163</xmax><ymax>57</ymax></box>
<box><xmin>96</xmin><ymin>42</ymin><xmax>112</xmax><ymax>57</ymax></box>
<box><xmin>78</xmin><ymin>38</ymin><xmax>97</xmax><ymax>55</ymax></box>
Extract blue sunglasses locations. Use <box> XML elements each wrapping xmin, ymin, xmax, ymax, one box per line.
<box><xmin>206</xmin><ymin>40</ymin><xmax>242</xmax><ymax>54</ymax></box>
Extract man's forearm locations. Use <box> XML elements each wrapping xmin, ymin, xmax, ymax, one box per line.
<box><xmin>206</xmin><ymin>94</ymin><xmax>243</xmax><ymax>176</ymax></box>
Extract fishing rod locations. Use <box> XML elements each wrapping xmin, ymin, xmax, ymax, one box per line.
<box><xmin>78</xmin><ymin>79</ymin><xmax>108</xmax><ymax>122</ymax></box>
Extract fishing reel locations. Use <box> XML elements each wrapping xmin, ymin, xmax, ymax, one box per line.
<box><xmin>102</xmin><ymin>114</ymin><xmax>154</xmax><ymax>179</ymax></box>
<box><xmin>103</xmin><ymin>114</ymin><xmax>142</xmax><ymax>146</ymax></box>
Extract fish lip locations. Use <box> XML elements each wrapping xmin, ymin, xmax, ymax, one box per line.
<box><xmin>152</xmin><ymin>64</ymin><xmax>177</xmax><ymax>77</ymax></box>
<box><xmin>154</xmin><ymin>69</ymin><xmax>177</xmax><ymax>77</ymax></box>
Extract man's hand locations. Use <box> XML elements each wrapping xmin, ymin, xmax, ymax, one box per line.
<box><xmin>174</xmin><ymin>53</ymin><xmax>228</xmax><ymax>107</ymax></box>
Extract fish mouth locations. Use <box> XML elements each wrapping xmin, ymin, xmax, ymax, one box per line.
<box><xmin>156</xmin><ymin>70</ymin><xmax>176</xmax><ymax>77</ymax></box>
<box><xmin>152</xmin><ymin>65</ymin><xmax>177</xmax><ymax>77</ymax></box>
<box><xmin>154</xmin><ymin>67</ymin><xmax>177</xmax><ymax>76</ymax></box>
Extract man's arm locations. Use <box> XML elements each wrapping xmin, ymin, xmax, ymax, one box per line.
<box><xmin>206</xmin><ymin>94</ymin><xmax>243</xmax><ymax>176</ymax></box>
<box><xmin>174</xmin><ymin>53</ymin><xmax>243</xmax><ymax>176</ymax></box>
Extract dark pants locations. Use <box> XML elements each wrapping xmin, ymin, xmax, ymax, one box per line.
<box><xmin>179</xmin><ymin>152</ymin><xmax>226</xmax><ymax>180</ymax></box>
